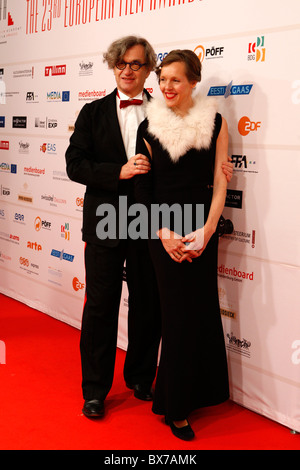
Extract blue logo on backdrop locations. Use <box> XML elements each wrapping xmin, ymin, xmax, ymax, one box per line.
<box><xmin>51</xmin><ymin>249</ymin><xmax>74</xmax><ymax>262</ymax></box>
<box><xmin>62</xmin><ymin>91</ymin><xmax>70</xmax><ymax>101</ymax></box>
<box><xmin>0</xmin><ymin>116</ymin><xmax>5</xmax><ymax>127</ymax></box>
<box><xmin>208</xmin><ymin>80</ymin><xmax>253</xmax><ymax>98</ymax></box>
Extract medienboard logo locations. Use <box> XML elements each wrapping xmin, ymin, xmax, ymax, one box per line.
<box><xmin>208</xmin><ymin>81</ymin><xmax>253</xmax><ymax>98</ymax></box>
<box><xmin>45</xmin><ymin>65</ymin><xmax>66</xmax><ymax>76</ymax></box>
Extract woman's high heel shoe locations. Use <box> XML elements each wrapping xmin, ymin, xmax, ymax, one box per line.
<box><xmin>165</xmin><ymin>417</ymin><xmax>195</xmax><ymax>441</ymax></box>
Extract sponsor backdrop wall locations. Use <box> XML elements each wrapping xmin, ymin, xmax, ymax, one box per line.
<box><xmin>0</xmin><ymin>0</ymin><xmax>299</xmax><ymax>432</ymax></box>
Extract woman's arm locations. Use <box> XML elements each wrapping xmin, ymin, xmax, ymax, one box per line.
<box><xmin>183</xmin><ymin>116</ymin><xmax>229</xmax><ymax>256</ymax></box>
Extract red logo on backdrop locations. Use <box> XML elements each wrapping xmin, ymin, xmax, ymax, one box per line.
<box><xmin>238</xmin><ymin>116</ymin><xmax>261</xmax><ymax>136</ymax></box>
<box><xmin>73</xmin><ymin>277</ymin><xmax>85</xmax><ymax>291</ymax></box>
<box><xmin>0</xmin><ymin>141</ymin><xmax>9</xmax><ymax>150</ymax></box>
<box><xmin>45</xmin><ymin>65</ymin><xmax>66</xmax><ymax>76</ymax></box>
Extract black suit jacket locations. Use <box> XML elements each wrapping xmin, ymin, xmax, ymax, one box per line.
<box><xmin>66</xmin><ymin>88</ymin><xmax>151</xmax><ymax>247</ymax></box>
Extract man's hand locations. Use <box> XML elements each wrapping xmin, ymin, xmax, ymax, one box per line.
<box><xmin>222</xmin><ymin>156</ymin><xmax>233</xmax><ymax>183</ymax></box>
<box><xmin>119</xmin><ymin>154</ymin><xmax>151</xmax><ymax>180</ymax></box>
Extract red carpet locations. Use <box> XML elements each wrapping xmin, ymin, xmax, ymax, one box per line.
<box><xmin>0</xmin><ymin>293</ymin><xmax>299</xmax><ymax>451</ymax></box>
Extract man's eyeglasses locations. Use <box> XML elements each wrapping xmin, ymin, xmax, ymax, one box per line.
<box><xmin>115</xmin><ymin>61</ymin><xmax>147</xmax><ymax>71</ymax></box>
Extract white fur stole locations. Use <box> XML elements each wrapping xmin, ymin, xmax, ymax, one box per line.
<box><xmin>146</xmin><ymin>94</ymin><xmax>218</xmax><ymax>162</ymax></box>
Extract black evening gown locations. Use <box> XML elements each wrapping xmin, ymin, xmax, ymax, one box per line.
<box><xmin>135</xmin><ymin>112</ymin><xmax>229</xmax><ymax>422</ymax></box>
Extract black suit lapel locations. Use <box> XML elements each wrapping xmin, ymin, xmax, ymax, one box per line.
<box><xmin>105</xmin><ymin>89</ymin><xmax>127</xmax><ymax>163</ymax></box>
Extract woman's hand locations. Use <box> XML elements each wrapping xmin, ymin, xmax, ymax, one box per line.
<box><xmin>119</xmin><ymin>154</ymin><xmax>151</xmax><ymax>180</ymax></box>
<box><xmin>158</xmin><ymin>228</ymin><xmax>198</xmax><ymax>263</ymax></box>
<box><xmin>182</xmin><ymin>225</ymin><xmax>215</xmax><ymax>258</ymax></box>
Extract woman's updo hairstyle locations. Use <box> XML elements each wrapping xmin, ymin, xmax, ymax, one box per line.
<box><xmin>155</xmin><ymin>49</ymin><xmax>202</xmax><ymax>83</ymax></box>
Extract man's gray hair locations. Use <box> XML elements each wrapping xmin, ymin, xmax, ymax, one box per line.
<box><xmin>103</xmin><ymin>36</ymin><xmax>156</xmax><ymax>70</ymax></box>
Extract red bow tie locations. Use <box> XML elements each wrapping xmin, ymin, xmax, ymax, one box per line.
<box><xmin>119</xmin><ymin>99</ymin><xmax>143</xmax><ymax>109</ymax></box>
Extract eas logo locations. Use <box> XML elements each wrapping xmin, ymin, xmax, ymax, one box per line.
<box><xmin>248</xmin><ymin>36</ymin><xmax>266</xmax><ymax>62</ymax></box>
<box><xmin>40</xmin><ymin>143</ymin><xmax>56</xmax><ymax>153</ymax></box>
<box><xmin>238</xmin><ymin>116</ymin><xmax>261</xmax><ymax>136</ymax></box>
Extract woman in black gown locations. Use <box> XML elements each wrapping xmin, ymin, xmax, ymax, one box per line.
<box><xmin>135</xmin><ymin>50</ymin><xmax>230</xmax><ymax>441</ymax></box>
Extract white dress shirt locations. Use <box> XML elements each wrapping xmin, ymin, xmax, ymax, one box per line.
<box><xmin>116</xmin><ymin>90</ymin><xmax>147</xmax><ymax>160</ymax></box>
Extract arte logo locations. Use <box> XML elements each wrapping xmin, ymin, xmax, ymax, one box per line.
<box><xmin>248</xmin><ymin>36</ymin><xmax>266</xmax><ymax>62</ymax></box>
<box><xmin>208</xmin><ymin>80</ymin><xmax>253</xmax><ymax>98</ymax></box>
<box><xmin>27</xmin><ymin>241</ymin><xmax>42</xmax><ymax>251</ymax></box>
<box><xmin>45</xmin><ymin>65</ymin><xmax>66</xmax><ymax>76</ymax></box>
<box><xmin>73</xmin><ymin>277</ymin><xmax>85</xmax><ymax>292</ymax></box>
<box><xmin>194</xmin><ymin>45</ymin><xmax>224</xmax><ymax>62</ymax></box>
<box><xmin>238</xmin><ymin>116</ymin><xmax>261</xmax><ymax>136</ymax></box>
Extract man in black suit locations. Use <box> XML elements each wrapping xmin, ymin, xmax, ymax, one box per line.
<box><xmin>66</xmin><ymin>36</ymin><xmax>161</xmax><ymax>418</ymax></box>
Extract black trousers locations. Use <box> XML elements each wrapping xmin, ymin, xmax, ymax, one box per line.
<box><xmin>80</xmin><ymin>240</ymin><xmax>161</xmax><ymax>401</ymax></box>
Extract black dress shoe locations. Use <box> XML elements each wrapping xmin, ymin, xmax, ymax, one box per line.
<box><xmin>165</xmin><ymin>417</ymin><xmax>195</xmax><ymax>441</ymax></box>
<box><xmin>126</xmin><ymin>382</ymin><xmax>153</xmax><ymax>401</ymax></box>
<box><xmin>82</xmin><ymin>399</ymin><xmax>104</xmax><ymax>418</ymax></box>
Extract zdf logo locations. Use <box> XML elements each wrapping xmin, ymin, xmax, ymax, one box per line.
<box><xmin>238</xmin><ymin>116</ymin><xmax>261</xmax><ymax>136</ymax></box>
<box><xmin>73</xmin><ymin>277</ymin><xmax>85</xmax><ymax>292</ymax></box>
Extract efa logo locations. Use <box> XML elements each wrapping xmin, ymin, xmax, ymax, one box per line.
<box><xmin>238</xmin><ymin>116</ymin><xmax>261</xmax><ymax>136</ymax></box>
